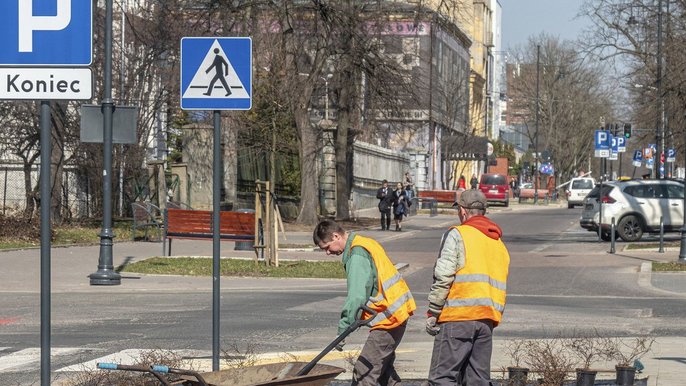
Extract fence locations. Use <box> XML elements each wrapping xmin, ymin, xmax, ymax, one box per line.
<box><xmin>0</xmin><ymin>165</ymin><xmax>96</xmax><ymax>219</ymax></box>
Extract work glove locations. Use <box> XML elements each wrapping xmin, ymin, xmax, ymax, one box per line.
<box><xmin>334</xmin><ymin>339</ymin><xmax>346</xmax><ymax>351</ymax></box>
<box><xmin>425</xmin><ymin>316</ymin><xmax>440</xmax><ymax>336</ymax></box>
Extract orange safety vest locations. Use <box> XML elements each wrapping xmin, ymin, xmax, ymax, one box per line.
<box><xmin>438</xmin><ymin>224</ymin><xmax>510</xmax><ymax>326</ymax></box>
<box><xmin>350</xmin><ymin>235</ymin><xmax>416</xmax><ymax>330</ymax></box>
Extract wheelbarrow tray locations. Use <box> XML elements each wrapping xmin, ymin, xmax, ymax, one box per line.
<box><xmin>175</xmin><ymin>362</ymin><xmax>345</xmax><ymax>386</ymax></box>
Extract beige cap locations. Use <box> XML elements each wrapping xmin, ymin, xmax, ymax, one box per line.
<box><xmin>454</xmin><ymin>190</ymin><xmax>488</xmax><ymax>209</ymax></box>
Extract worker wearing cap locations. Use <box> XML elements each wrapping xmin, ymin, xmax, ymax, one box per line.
<box><xmin>425</xmin><ymin>190</ymin><xmax>510</xmax><ymax>386</ymax></box>
<box><xmin>313</xmin><ymin>219</ymin><xmax>416</xmax><ymax>386</ymax></box>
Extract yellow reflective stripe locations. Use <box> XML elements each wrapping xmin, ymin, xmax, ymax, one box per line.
<box><xmin>366</xmin><ymin>291</ymin><xmax>414</xmax><ymax>326</ymax></box>
<box><xmin>445</xmin><ymin>297</ymin><xmax>505</xmax><ymax>313</ymax></box>
<box><xmin>382</xmin><ymin>272</ymin><xmax>402</xmax><ymax>291</ymax></box>
<box><xmin>454</xmin><ymin>274</ymin><xmax>507</xmax><ymax>291</ymax></box>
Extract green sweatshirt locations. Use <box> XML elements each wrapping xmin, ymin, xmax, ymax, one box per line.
<box><xmin>338</xmin><ymin>232</ymin><xmax>378</xmax><ymax>335</ymax></box>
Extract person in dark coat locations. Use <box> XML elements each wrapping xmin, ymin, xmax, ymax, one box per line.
<box><xmin>392</xmin><ymin>182</ymin><xmax>409</xmax><ymax>232</ymax></box>
<box><xmin>470</xmin><ymin>174</ymin><xmax>478</xmax><ymax>190</ymax></box>
<box><xmin>376</xmin><ymin>179</ymin><xmax>394</xmax><ymax>230</ymax></box>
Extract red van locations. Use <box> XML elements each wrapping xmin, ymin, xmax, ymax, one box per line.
<box><xmin>478</xmin><ymin>173</ymin><xmax>509</xmax><ymax>207</ymax></box>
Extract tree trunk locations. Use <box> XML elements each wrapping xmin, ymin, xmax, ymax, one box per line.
<box><xmin>295</xmin><ymin>108</ymin><xmax>320</xmax><ymax>225</ymax></box>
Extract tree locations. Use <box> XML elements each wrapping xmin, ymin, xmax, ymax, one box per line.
<box><xmin>508</xmin><ymin>34</ymin><xmax>614</xmax><ymax>184</ymax></box>
<box><xmin>579</xmin><ymin>0</ymin><xmax>686</xmax><ymax>175</ymax></box>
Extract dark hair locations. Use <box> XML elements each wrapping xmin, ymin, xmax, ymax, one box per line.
<box><xmin>313</xmin><ymin>219</ymin><xmax>345</xmax><ymax>244</ymax></box>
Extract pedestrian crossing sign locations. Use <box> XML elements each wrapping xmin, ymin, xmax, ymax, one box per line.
<box><xmin>180</xmin><ymin>37</ymin><xmax>252</xmax><ymax>110</ymax></box>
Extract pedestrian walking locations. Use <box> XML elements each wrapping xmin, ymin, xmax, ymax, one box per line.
<box><xmin>470</xmin><ymin>174</ymin><xmax>478</xmax><ymax>190</ymax></box>
<box><xmin>425</xmin><ymin>190</ymin><xmax>511</xmax><ymax>386</ymax></box>
<box><xmin>376</xmin><ymin>179</ymin><xmax>394</xmax><ymax>231</ymax></box>
<box><xmin>313</xmin><ymin>220</ymin><xmax>416</xmax><ymax>386</ymax></box>
<box><xmin>457</xmin><ymin>175</ymin><xmax>466</xmax><ymax>190</ymax></box>
<box><xmin>510</xmin><ymin>177</ymin><xmax>519</xmax><ymax>199</ymax></box>
<box><xmin>392</xmin><ymin>182</ymin><xmax>409</xmax><ymax>231</ymax></box>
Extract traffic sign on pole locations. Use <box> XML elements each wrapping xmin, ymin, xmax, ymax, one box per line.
<box><xmin>180</xmin><ymin>37</ymin><xmax>252</xmax><ymax>110</ymax></box>
<box><xmin>0</xmin><ymin>0</ymin><xmax>92</xmax><ymax>66</ymax></box>
<box><xmin>0</xmin><ymin>68</ymin><xmax>92</xmax><ymax>100</ymax></box>
<box><xmin>594</xmin><ymin>130</ymin><xmax>610</xmax><ymax>157</ymax></box>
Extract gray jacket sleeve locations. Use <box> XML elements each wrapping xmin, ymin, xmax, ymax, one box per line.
<box><xmin>427</xmin><ymin>228</ymin><xmax>465</xmax><ymax>315</ymax></box>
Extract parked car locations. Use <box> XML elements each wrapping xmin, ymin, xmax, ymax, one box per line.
<box><xmin>478</xmin><ymin>173</ymin><xmax>509</xmax><ymax>207</ymax></box>
<box><xmin>566</xmin><ymin>177</ymin><xmax>595</xmax><ymax>209</ymax></box>
<box><xmin>579</xmin><ymin>179</ymin><xmax>684</xmax><ymax>241</ymax></box>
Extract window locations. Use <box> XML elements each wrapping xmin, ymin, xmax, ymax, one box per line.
<box><xmin>664</xmin><ymin>184</ymin><xmax>685</xmax><ymax>199</ymax></box>
<box><xmin>481</xmin><ymin>175</ymin><xmax>506</xmax><ymax>185</ymax></box>
<box><xmin>571</xmin><ymin>179</ymin><xmax>594</xmax><ymax>189</ymax></box>
<box><xmin>624</xmin><ymin>185</ymin><xmax>659</xmax><ymax>199</ymax></box>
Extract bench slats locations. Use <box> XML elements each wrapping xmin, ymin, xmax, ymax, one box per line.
<box><xmin>166</xmin><ymin>209</ymin><xmax>255</xmax><ymax>238</ymax></box>
<box><xmin>417</xmin><ymin>190</ymin><xmax>458</xmax><ymax>203</ymax></box>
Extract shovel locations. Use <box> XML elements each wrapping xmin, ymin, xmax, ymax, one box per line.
<box><xmin>296</xmin><ymin>305</ymin><xmax>377</xmax><ymax>376</ymax></box>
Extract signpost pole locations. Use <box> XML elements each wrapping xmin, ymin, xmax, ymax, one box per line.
<box><xmin>212</xmin><ymin>110</ymin><xmax>221</xmax><ymax>371</ymax></box>
<box><xmin>90</xmin><ymin>0</ymin><xmax>120</xmax><ymax>285</ymax></box>
<box><xmin>39</xmin><ymin>101</ymin><xmax>51</xmax><ymax>386</ymax></box>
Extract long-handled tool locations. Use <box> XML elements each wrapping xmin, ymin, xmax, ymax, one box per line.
<box><xmin>96</xmin><ymin>362</ymin><xmax>209</xmax><ymax>386</ymax></box>
<box><xmin>296</xmin><ymin>305</ymin><xmax>378</xmax><ymax>376</ymax></box>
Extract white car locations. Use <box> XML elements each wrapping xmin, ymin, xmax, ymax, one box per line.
<box><xmin>566</xmin><ymin>177</ymin><xmax>595</xmax><ymax>208</ymax></box>
<box><xmin>579</xmin><ymin>179</ymin><xmax>684</xmax><ymax>241</ymax></box>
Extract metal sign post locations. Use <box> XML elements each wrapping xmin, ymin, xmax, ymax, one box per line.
<box><xmin>0</xmin><ymin>1</ymin><xmax>94</xmax><ymax>384</ymax></box>
<box><xmin>180</xmin><ymin>37</ymin><xmax>252</xmax><ymax>371</ymax></box>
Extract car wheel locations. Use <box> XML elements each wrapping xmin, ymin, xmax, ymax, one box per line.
<box><xmin>600</xmin><ymin>231</ymin><xmax>612</xmax><ymax>241</ymax></box>
<box><xmin>504</xmin><ymin>199</ymin><xmax>509</xmax><ymax>207</ymax></box>
<box><xmin>617</xmin><ymin>215</ymin><xmax>644</xmax><ymax>242</ymax></box>
<box><xmin>568</xmin><ymin>203</ymin><xmax>574</xmax><ymax>209</ymax></box>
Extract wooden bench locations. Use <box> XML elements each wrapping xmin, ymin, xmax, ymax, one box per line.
<box><xmin>164</xmin><ymin>208</ymin><xmax>261</xmax><ymax>256</ymax></box>
<box><xmin>518</xmin><ymin>188</ymin><xmax>549</xmax><ymax>203</ymax></box>
<box><xmin>417</xmin><ymin>190</ymin><xmax>458</xmax><ymax>204</ymax></box>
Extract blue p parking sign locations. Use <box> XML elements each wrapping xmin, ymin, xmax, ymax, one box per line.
<box><xmin>0</xmin><ymin>0</ymin><xmax>92</xmax><ymax>66</ymax></box>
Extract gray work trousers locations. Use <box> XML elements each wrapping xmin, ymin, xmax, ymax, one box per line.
<box><xmin>352</xmin><ymin>321</ymin><xmax>407</xmax><ymax>386</ymax></box>
<box><xmin>427</xmin><ymin>319</ymin><xmax>494</xmax><ymax>386</ymax></box>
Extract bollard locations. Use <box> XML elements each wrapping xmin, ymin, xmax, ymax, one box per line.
<box><xmin>610</xmin><ymin>217</ymin><xmax>616</xmax><ymax>254</ymax></box>
<box><xmin>659</xmin><ymin>216</ymin><xmax>665</xmax><ymax>253</ymax></box>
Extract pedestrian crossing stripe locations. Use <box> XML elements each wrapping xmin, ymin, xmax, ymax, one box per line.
<box><xmin>180</xmin><ymin>37</ymin><xmax>252</xmax><ymax>110</ymax></box>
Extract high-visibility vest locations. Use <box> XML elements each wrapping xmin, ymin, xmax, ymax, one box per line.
<box><xmin>350</xmin><ymin>235</ymin><xmax>416</xmax><ymax>330</ymax></box>
<box><xmin>438</xmin><ymin>224</ymin><xmax>510</xmax><ymax>326</ymax></box>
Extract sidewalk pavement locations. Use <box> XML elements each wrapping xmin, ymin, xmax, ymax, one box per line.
<box><xmin>2</xmin><ymin>202</ymin><xmax>686</xmax><ymax>385</ymax></box>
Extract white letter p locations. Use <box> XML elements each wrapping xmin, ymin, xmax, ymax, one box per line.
<box><xmin>18</xmin><ymin>0</ymin><xmax>72</xmax><ymax>52</ymax></box>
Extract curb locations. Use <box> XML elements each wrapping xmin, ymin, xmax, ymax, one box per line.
<box><xmin>637</xmin><ymin>261</ymin><xmax>686</xmax><ymax>297</ymax></box>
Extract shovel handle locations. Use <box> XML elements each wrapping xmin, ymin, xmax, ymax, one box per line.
<box><xmin>296</xmin><ymin>305</ymin><xmax>378</xmax><ymax>376</ymax></box>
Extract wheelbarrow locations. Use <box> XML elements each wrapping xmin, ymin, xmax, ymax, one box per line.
<box><xmin>97</xmin><ymin>305</ymin><xmax>376</xmax><ymax>386</ymax></box>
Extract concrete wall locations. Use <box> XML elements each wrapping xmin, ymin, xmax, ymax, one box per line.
<box><xmin>350</xmin><ymin>141</ymin><xmax>411</xmax><ymax>211</ymax></box>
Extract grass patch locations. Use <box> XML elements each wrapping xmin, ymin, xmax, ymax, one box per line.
<box><xmin>121</xmin><ymin>257</ymin><xmax>346</xmax><ymax>279</ymax></box>
<box><xmin>653</xmin><ymin>262</ymin><xmax>686</xmax><ymax>272</ymax></box>
<box><xmin>625</xmin><ymin>241</ymin><xmax>680</xmax><ymax>250</ymax></box>
<box><xmin>0</xmin><ymin>220</ymin><xmax>134</xmax><ymax>250</ymax></box>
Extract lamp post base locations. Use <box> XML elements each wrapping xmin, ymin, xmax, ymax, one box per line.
<box><xmin>89</xmin><ymin>270</ymin><xmax>121</xmax><ymax>285</ymax></box>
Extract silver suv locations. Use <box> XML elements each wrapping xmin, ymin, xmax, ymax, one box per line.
<box><xmin>579</xmin><ymin>179</ymin><xmax>684</xmax><ymax>241</ymax></box>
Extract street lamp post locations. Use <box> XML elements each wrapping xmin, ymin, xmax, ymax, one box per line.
<box><xmin>534</xmin><ymin>45</ymin><xmax>540</xmax><ymax>204</ymax></box>
<box><xmin>654</xmin><ymin>0</ymin><xmax>665</xmax><ymax>179</ymax></box>
<box><xmin>678</xmin><ymin>110</ymin><xmax>686</xmax><ymax>264</ymax></box>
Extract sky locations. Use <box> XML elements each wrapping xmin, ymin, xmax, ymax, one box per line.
<box><xmin>500</xmin><ymin>0</ymin><xmax>589</xmax><ymax>51</ymax></box>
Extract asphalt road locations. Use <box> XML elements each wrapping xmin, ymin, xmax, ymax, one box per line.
<box><xmin>2</xmin><ymin>206</ymin><xmax>686</xmax><ymax>384</ymax></box>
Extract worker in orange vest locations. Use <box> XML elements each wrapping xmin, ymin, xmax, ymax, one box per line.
<box><xmin>425</xmin><ymin>190</ymin><xmax>510</xmax><ymax>386</ymax></box>
<box><xmin>314</xmin><ymin>219</ymin><xmax>416</xmax><ymax>386</ymax></box>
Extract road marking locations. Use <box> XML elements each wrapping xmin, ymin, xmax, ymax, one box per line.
<box><xmin>0</xmin><ymin>347</ymin><xmax>86</xmax><ymax>372</ymax></box>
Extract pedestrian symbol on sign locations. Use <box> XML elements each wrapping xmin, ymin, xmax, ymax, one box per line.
<box><xmin>181</xmin><ymin>40</ymin><xmax>249</xmax><ymax>100</ymax></box>
<box><xmin>203</xmin><ymin>48</ymin><xmax>232</xmax><ymax>96</ymax></box>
